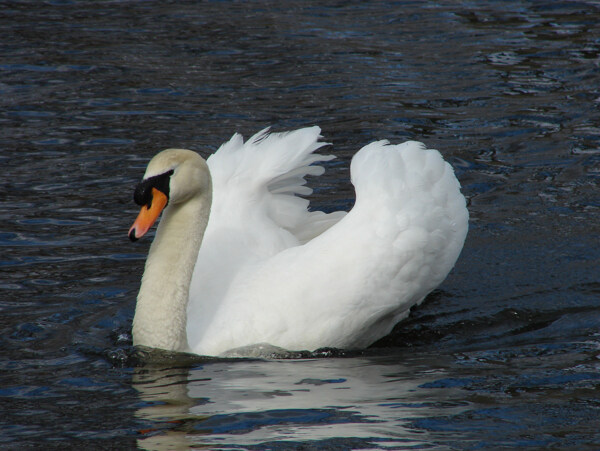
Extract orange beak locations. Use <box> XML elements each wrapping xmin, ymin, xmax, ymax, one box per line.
<box><xmin>128</xmin><ymin>188</ymin><xmax>168</xmax><ymax>241</ymax></box>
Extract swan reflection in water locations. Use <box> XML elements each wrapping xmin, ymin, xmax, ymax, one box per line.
<box><xmin>132</xmin><ymin>352</ymin><xmax>468</xmax><ymax>450</ymax></box>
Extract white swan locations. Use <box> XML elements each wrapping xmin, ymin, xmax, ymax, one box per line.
<box><xmin>129</xmin><ymin>127</ymin><xmax>468</xmax><ymax>356</ymax></box>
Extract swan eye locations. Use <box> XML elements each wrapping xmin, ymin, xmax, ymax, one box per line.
<box><xmin>134</xmin><ymin>169</ymin><xmax>174</xmax><ymax>207</ymax></box>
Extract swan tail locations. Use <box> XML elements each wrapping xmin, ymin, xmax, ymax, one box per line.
<box><xmin>350</xmin><ymin>140</ymin><xmax>469</xmax><ymax>297</ymax></box>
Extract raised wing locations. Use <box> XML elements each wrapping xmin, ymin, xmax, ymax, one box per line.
<box><xmin>188</xmin><ymin>127</ymin><xmax>345</xmax><ymax>347</ymax></box>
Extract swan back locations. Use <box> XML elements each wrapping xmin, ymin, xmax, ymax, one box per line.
<box><xmin>187</xmin><ymin>135</ymin><xmax>468</xmax><ymax>355</ymax></box>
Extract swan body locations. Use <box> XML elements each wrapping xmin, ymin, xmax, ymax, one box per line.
<box><xmin>129</xmin><ymin>127</ymin><xmax>468</xmax><ymax>356</ymax></box>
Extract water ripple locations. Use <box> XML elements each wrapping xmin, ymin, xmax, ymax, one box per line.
<box><xmin>1</xmin><ymin>0</ymin><xmax>599</xmax><ymax>449</ymax></box>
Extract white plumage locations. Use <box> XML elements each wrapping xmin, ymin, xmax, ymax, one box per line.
<box><xmin>129</xmin><ymin>127</ymin><xmax>468</xmax><ymax>356</ymax></box>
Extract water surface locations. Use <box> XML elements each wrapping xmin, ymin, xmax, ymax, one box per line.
<box><xmin>1</xmin><ymin>0</ymin><xmax>600</xmax><ymax>449</ymax></box>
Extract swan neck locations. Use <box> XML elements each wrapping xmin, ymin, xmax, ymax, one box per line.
<box><xmin>133</xmin><ymin>189</ymin><xmax>211</xmax><ymax>352</ymax></box>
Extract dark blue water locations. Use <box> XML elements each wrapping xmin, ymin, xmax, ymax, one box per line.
<box><xmin>2</xmin><ymin>0</ymin><xmax>600</xmax><ymax>449</ymax></box>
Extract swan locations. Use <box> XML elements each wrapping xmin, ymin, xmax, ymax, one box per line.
<box><xmin>128</xmin><ymin>127</ymin><xmax>468</xmax><ymax>356</ymax></box>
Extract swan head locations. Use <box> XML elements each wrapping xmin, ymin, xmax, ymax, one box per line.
<box><xmin>128</xmin><ymin>148</ymin><xmax>210</xmax><ymax>241</ymax></box>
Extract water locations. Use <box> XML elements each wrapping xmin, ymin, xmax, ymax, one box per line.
<box><xmin>2</xmin><ymin>0</ymin><xmax>600</xmax><ymax>448</ymax></box>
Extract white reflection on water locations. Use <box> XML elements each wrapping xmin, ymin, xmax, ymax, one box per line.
<box><xmin>133</xmin><ymin>355</ymin><xmax>468</xmax><ymax>449</ymax></box>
